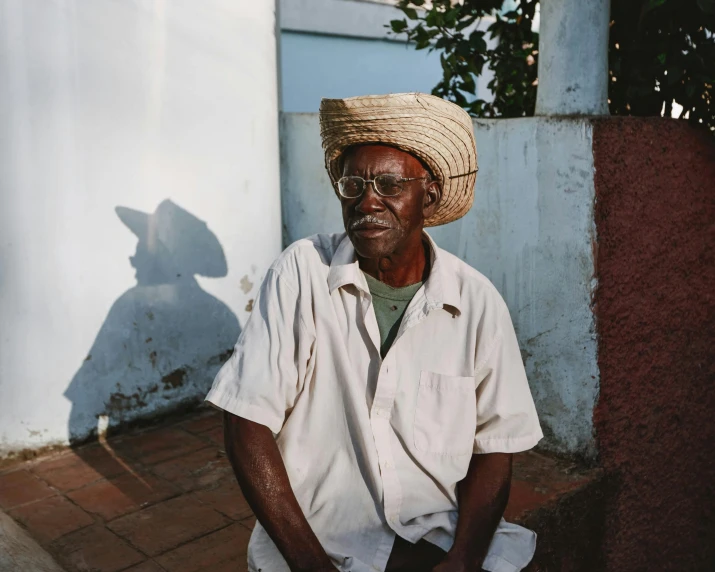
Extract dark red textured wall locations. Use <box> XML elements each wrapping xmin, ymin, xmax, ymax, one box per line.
<box><xmin>592</xmin><ymin>118</ymin><xmax>715</xmax><ymax>571</ymax></box>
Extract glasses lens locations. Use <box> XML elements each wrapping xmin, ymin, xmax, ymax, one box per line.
<box><xmin>338</xmin><ymin>177</ymin><xmax>363</xmax><ymax>198</ymax></box>
<box><xmin>374</xmin><ymin>174</ymin><xmax>403</xmax><ymax>196</ymax></box>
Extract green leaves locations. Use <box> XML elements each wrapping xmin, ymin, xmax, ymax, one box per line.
<box><xmin>394</xmin><ymin>0</ymin><xmax>713</xmax><ymax>133</ymax></box>
<box><xmin>609</xmin><ymin>0</ymin><xmax>714</xmax><ymax>133</ymax></box>
<box><xmin>390</xmin><ymin>19</ymin><xmax>408</xmax><ymax>34</ymax></box>
<box><xmin>402</xmin><ymin>7</ymin><xmax>419</xmax><ymax>20</ymax></box>
<box><xmin>469</xmin><ymin>30</ymin><xmax>488</xmax><ymax>52</ymax></box>
<box><xmin>391</xmin><ymin>0</ymin><xmax>540</xmax><ymax>118</ymax></box>
<box><xmin>460</xmin><ymin>73</ymin><xmax>477</xmax><ymax>95</ymax></box>
<box><xmin>643</xmin><ymin>0</ymin><xmax>668</xmax><ymax>14</ymax></box>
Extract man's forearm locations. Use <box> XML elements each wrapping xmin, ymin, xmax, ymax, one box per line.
<box><xmin>442</xmin><ymin>453</ymin><xmax>512</xmax><ymax>570</ymax></box>
<box><xmin>223</xmin><ymin>412</ymin><xmax>335</xmax><ymax>571</ymax></box>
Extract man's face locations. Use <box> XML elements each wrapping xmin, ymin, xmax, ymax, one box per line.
<box><xmin>339</xmin><ymin>144</ymin><xmax>440</xmax><ymax>259</ymax></box>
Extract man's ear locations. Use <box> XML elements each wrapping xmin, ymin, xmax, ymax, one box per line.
<box><xmin>423</xmin><ymin>181</ymin><xmax>442</xmax><ymax>219</ymax></box>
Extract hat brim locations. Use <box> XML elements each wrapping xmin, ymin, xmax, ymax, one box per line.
<box><xmin>115</xmin><ymin>206</ymin><xmax>149</xmax><ymax>242</ymax></box>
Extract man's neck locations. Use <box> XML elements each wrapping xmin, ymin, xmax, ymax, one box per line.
<box><xmin>357</xmin><ymin>232</ymin><xmax>430</xmax><ymax>288</ymax></box>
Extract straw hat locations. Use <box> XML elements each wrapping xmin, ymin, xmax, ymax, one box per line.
<box><xmin>319</xmin><ymin>92</ymin><xmax>477</xmax><ymax>227</ymax></box>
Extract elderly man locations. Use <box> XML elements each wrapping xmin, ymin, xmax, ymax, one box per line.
<box><xmin>206</xmin><ymin>93</ymin><xmax>543</xmax><ymax>572</ymax></box>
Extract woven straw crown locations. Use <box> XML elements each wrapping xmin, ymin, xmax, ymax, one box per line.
<box><xmin>319</xmin><ymin>92</ymin><xmax>477</xmax><ymax>227</ymax></box>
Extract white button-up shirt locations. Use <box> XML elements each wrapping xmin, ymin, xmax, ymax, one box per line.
<box><xmin>206</xmin><ymin>232</ymin><xmax>543</xmax><ymax>572</ymax></box>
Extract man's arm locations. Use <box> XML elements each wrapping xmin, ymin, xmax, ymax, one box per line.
<box><xmin>433</xmin><ymin>453</ymin><xmax>513</xmax><ymax>572</ymax></box>
<box><xmin>223</xmin><ymin>411</ymin><xmax>336</xmax><ymax>572</ymax></box>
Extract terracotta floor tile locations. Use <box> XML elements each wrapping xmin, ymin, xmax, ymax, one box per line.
<box><xmin>155</xmin><ymin>523</ymin><xmax>251</xmax><ymax>572</ymax></box>
<box><xmin>107</xmin><ymin>495</ymin><xmax>230</xmax><ymax>556</ymax></box>
<box><xmin>504</xmin><ymin>480</ymin><xmax>552</xmax><ymax>521</ymax></box>
<box><xmin>202</xmin><ymin>425</ymin><xmax>224</xmax><ymax>448</ymax></box>
<box><xmin>214</xmin><ymin>561</ymin><xmax>249</xmax><ymax>572</ymax></box>
<box><xmin>31</xmin><ymin>444</ymin><xmax>133</xmax><ymax>492</ymax></box>
<box><xmin>0</xmin><ymin>469</ymin><xmax>57</xmax><ymax>510</ymax></box>
<box><xmin>192</xmin><ymin>477</ymin><xmax>253</xmax><ymax>521</ymax></box>
<box><xmin>67</xmin><ymin>471</ymin><xmax>178</xmax><ymax>521</ymax></box>
<box><xmin>239</xmin><ymin>515</ymin><xmax>256</xmax><ymax>531</ymax></box>
<box><xmin>149</xmin><ymin>447</ymin><xmax>232</xmax><ymax>492</ymax></box>
<box><xmin>180</xmin><ymin>410</ymin><xmax>223</xmax><ymax>434</ymax></box>
<box><xmin>122</xmin><ymin>561</ymin><xmax>165</xmax><ymax>572</ymax></box>
<box><xmin>506</xmin><ymin>451</ymin><xmax>598</xmax><ymax>522</ymax></box>
<box><xmin>50</xmin><ymin>524</ymin><xmax>144</xmax><ymax>572</ymax></box>
<box><xmin>9</xmin><ymin>495</ymin><xmax>94</xmax><ymax>544</ymax></box>
<box><xmin>111</xmin><ymin>427</ymin><xmax>207</xmax><ymax>465</ymax></box>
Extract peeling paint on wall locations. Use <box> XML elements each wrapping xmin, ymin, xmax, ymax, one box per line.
<box><xmin>161</xmin><ymin>369</ymin><xmax>187</xmax><ymax>390</ymax></box>
<box><xmin>240</xmin><ymin>275</ymin><xmax>254</xmax><ymax>294</ymax></box>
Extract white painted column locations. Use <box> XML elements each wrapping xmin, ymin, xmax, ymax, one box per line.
<box><xmin>0</xmin><ymin>0</ymin><xmax>281</xmax><ymax>454</ymax></box>
<box><xmin>535</xmin><ymin>0</ymin><xmax>610</xmax><ymax>115</ymax></box>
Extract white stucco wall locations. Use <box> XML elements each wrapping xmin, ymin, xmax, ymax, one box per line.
<box><xmin>281</xmin><ymin>113</ymin><xmax>599</xmax><ymax>459</ymax></box>
<box><xmin>0</xmin><ymin>0</ymin><xmax>281</xmax><ymax>455</ymax></box>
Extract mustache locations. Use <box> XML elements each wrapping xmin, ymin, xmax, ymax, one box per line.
<box><xmin>349</xmin><ymin>215</ymin><xmax>394</xmax><ymax>230</ymax></box>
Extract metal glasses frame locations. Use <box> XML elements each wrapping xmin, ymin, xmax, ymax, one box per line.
<box><xmin>335</xmin><ymin>174</ymin><xmax>431</xmax><ymax>199</ymax></box>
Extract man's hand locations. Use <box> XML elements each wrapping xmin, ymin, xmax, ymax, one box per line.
<box><xmin>223</xmin><ymin>412</ymin><xmax>337</xmax><ymax>571</ymax></box>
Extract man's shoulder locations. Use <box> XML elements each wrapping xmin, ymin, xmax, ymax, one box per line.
<box><xmin>269</xmin><ymin>233</ymin><xmax>346</xmax><ymax>278</ymax></box>
<box><xmin>435</xmin><ymin>246</ymin><xmax>508</xmax><ymax>314</ymax></box>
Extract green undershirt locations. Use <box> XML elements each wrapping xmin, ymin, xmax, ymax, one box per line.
<box><xmin>363</xmin><ymin>272</ymin><xmax>423</xmax><ymax>358</ymax></box>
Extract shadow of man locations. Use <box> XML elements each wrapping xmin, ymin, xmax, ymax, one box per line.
<box><xmin>63</xmin><ymin>199</ymin><xmax>240</xmax><ymax>508</ymax></box>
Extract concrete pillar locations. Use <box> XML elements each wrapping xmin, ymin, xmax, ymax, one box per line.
<box><xmin>0</xmin><ymin>0</ymin><xmax>281</xmax><ymax>454</ymax></box>
<box><xmin>535</xmin><ymin>0</ymin><xmax>610</xmax><ymax>116</ymax></box>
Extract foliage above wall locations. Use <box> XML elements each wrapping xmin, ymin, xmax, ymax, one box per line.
<box><xmin>390</xmin><ymin>0</ymin><xmax>714</xmax><ymax>133</ymax></box>
<box><xmin>390</xmin><ymin>0</ymin><xmax>539</xmax><ymax>118</ymax></box>
<box><xmin>610</xmin><ymin>0</ymin><xmax>714</xmax><ymax>130</ymax></box>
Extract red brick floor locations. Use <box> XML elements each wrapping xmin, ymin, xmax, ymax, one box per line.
<box><xmin>0</xmin><ymin>406</ymin><xmax>598</xmax><ymax>572</ymax></box>
<box><xmin>0</xmin><ymin>407</ymin><xmax>253</xmax><ymax>572</ymax></box>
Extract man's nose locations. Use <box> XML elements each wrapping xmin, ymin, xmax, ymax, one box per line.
<box><xmin>354</xmin><ymin>181</ymin><xmax>385</xmax><ymax>214</ymax></box>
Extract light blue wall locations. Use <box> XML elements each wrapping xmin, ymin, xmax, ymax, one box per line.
<box><xmin>280</xmin><ymin>32</ymin><xmax>445</xmax><ymax>113</ymax></box>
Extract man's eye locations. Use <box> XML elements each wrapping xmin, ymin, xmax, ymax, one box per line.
<box><xmin>339</xmin><ymin>177</ymin><xmax>363</xmax><ymax>197</ymax></box>
<box><xmin>376</xmin><ymin>175</ymin><xmax>403</xmax><ymax>195</ymax></box>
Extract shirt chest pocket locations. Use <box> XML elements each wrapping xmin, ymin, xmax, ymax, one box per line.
<box><xmin>413</xmin><ymin>371</ymin><xmax>477</xmax><ymax>456</ymax></box>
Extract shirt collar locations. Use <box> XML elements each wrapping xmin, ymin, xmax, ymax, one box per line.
<box><xmin>327</xmin><ymin>231</ymin><xmax>462</xmax><ymax>316</ymax></box>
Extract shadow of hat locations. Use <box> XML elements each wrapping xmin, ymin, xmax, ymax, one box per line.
<box><xmin>115</xmin><ymin>199</ymin><xmax>228</xmax><ymax>278</ymax></box>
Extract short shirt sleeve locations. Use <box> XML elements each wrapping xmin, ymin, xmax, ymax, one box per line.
<box><xmin>205</xmin><ymin>267</ymin><xmax>314</xmax><ymax>434</ymax></box>
<box><xmin>473</xmin><ymin>304</ymin><xmax>543</xmax><ymax>454</ymax></box>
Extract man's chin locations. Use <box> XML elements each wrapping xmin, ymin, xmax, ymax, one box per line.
<box><xmin>348</xmin><ymin>229</ymin><xmax>398</xmax><ymax>259</ymax></box>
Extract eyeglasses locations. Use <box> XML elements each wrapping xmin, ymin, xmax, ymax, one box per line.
<box><xmin>336</xmin><ymin>174</ymin><xmax>431</xmax><ymax>199</ymax></box>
